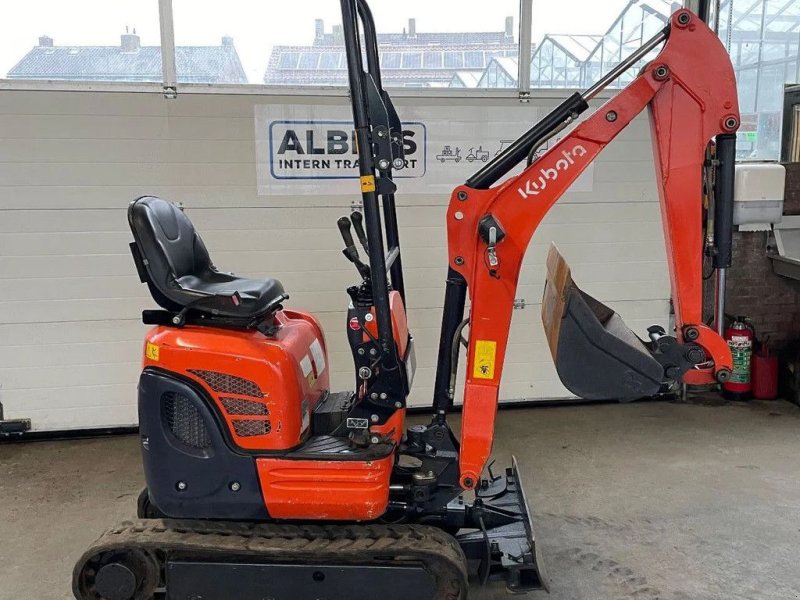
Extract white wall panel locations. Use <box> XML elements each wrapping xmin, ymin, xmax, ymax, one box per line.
<box><xmin>0</xmin><ymin>89</ymin><xmax>669</xmax><ymax>431</ymax></box>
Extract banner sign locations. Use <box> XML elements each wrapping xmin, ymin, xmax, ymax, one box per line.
<box><xmin>267</xmin><ymin>119</ymin><xmax>426</xmax><ymax>180</ymax></box>
<box><xmin>255</xmin><ymin>103</ymin><xmax>594</xmax><ymax>196</ymax></box>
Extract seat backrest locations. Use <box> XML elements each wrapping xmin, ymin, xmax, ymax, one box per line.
<box><xmin>128</xmin><ymin>196</ymin><xmax>212</xmax><ymax>310</ymax></box>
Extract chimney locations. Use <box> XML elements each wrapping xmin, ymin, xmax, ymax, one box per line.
<box><xmin>120</xmin><ymin>27</ymin><xmax>140</xmax><ymax>53</ymax></box>
<box><xmin>221</xmin><ymin>35</ymin><xmax>234</xmax><ymax>47</ymax></box>
<box><xmin>315</xmin><ymin>19</ymin><xmax>325</xmax><ymax>40</ymax></box>
<box><xmin>332</xmin><ymin>24</ymin><xmax>344</xmax><ymax>45</ymax></box>
<box><xmin>38</xmin><ymin>35</ymin><xmax>53</xmax><ymax>47</ymax></box>
<box><xmin>505</xmin><ymin>16</ymin><xmax>514</xmax><ymax>39</ymax></box>
<box><xmin>408</xmin><ymin>18</ymin><xmax>416</xmax><ymax>38</ymax></box>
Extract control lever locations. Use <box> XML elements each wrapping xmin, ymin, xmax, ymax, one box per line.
<box><xmin>350</xmin><ymin>211</ymin><xmax>369</xmax><ymax>253</ymax></box>
<box><xmin>337</xmin><ymin>216</ymin><xmax>371</xmax><ymax>279</ymax></box>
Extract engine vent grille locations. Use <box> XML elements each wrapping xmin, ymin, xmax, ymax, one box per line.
<box><xmin>162</xmin><ymin>392</ymin><xmax>212</xmax><ymax>449</ymax></box>
<box><xmin>188</xmin><ymin>370</ymin><xmax>263</xmax><ymax>398</ymax></box>
<box><xmin>220</xmin><ymin>397</ymin><xmax>269</xmax><ymax>416</ymax></box>
<box><xmin>232</xmin><ymin>419</ymin><xmax>272</xmax><ymax>437</ymax></box>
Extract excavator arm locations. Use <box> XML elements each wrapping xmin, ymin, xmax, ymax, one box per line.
<box><xmin>435</xmin><ymin>10</ymin><xmax>740</xmax><ymax>489</ymax></box>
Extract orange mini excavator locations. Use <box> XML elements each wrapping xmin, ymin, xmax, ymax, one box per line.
<box><xmin>73</xmin><ymin>3</ymin><xmax>738</xmax><ymax>599</ymax></box>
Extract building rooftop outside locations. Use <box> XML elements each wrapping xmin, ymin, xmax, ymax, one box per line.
<box><xmin>264</xmin><ymin>17</ymin><xmax>521</xmax><ymax>88</ymax></box>
<box><xmin>7</xmin><ymin>31</ymin><xmax>247</xmax><ymax>84</ymax></box>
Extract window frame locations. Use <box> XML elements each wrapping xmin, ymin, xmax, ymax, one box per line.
<box><xmin>2</xmin><ymin>1</ymin><xmax>796</xmax><ymax>160</ymax></box>
<box><xmin>0</xmin><ymin>0</ymin><xmax>536</xmax><ymax>98</ymax></box>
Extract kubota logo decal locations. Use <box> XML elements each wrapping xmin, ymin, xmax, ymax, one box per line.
<box><xmin>517</xmin><ymin>144</ymin><xmax>588</xmax><ymax>199</ymax></box>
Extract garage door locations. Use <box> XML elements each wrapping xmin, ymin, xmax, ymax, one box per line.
<box><xmin>0</xmin><ymin>89</ymin><xmax>669</xmax><ymax>432</ymax></box>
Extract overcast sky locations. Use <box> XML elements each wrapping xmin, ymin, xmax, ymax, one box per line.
<box><xmin>0</xmin><ymin>0</ymin><xmax>630</xmax><ymax>81</ymax></box>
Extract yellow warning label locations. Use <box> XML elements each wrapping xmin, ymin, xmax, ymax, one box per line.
<box><xmin>473</xmin><ymin>340</ymin><xmax>497</xmax><ymax>380</ymax></box>
<box><xmin>145</xmin><ymin>342</ymin><xmax>160</xmax><ymax>362</ymax></box>
<box><xmin>360</xmin><ymin>175</ymin><xmax>376</xmax><ymax>193</ymax></box>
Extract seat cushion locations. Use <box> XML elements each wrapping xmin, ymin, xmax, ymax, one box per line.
<box><xmin>176</xmin><ymin>272</ymin><xmax>286</xmax><ymax>317</ymax></box>
<box><xmin>129</xmin><ymin>196</ymin><xmax>286</xmax><ymax>320</ymax></box>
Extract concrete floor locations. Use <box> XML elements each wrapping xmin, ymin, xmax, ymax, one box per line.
<box><xmin>2</xmin><ymin>400</ymin><xmax>800</xmax><ymax>600</ymax></box>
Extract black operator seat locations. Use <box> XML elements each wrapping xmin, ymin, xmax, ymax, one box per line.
<box><xmin>128</xmin><ymin>196</ymin><xmax>286</xmax><ymax>320</ymax></box>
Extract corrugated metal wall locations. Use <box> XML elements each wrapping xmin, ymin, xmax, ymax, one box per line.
<box><xmin>0</xmin><ymin>89</ymin><xmax>669</xmax><ymax>431</ymax></box>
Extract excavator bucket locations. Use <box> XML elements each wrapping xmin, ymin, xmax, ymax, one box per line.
<box><xmin>541</xmin><ymin>244</ymin><xmax>665</xmax><ymax>401</ymax></box>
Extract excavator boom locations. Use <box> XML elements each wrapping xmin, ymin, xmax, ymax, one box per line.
<box><xmin>432</xmin><ymin>9</ymin><xmax>740</xmax><ymax>489</ymax></box>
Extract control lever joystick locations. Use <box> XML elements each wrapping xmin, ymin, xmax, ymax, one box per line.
<box><xmin>350</xmin><ymin>211</ymin><xmax>369</xmax><ymax>253</ymax></box>
<box><xmin>337</xmin><ymin>216</ymin><xmax>371</xmax><ymax>279</ymax></box>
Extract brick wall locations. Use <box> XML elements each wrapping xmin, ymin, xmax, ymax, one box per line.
<box><xmin>724</xmin><ymin>163</ymin><xmax>800</xmax><ymax>348</ymax></box>
<box><xmin>786</xmin><ymin>163</ymin><xmax>800</xmax><ymax>213</ymax></box>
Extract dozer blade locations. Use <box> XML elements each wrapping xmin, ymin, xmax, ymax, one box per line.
<box><xmin>541</xmin><ymin>244</ymin><xmax>665</xmax><ymax>401</ymax></box>
<box><xmin>456</xmin><ymin>457</ymin><xmax>550</xmax><ymax>593</ymax></box>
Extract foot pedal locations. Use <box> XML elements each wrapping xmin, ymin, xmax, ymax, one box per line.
<box><xmin>541</xmin><ymin>244</ymin><xmax>666</xmax><ymax>401</ymax></box>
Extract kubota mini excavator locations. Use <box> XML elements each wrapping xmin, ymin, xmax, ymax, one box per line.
<box><xmin>72</xmin><ymin>3</ymin><xmax>739</xmax><ymax>599</ymax></box>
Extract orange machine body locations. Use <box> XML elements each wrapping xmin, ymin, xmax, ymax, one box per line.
<box><xmin>255</xmin><ymin>292</ymin><xmax>410</xmax><ymax>520</ymax></box>
<box><xmin>361</xmin><ymin>291</ymin><xmax>410</xmax><ymax>359</ymax></box>
<box><xmin>142</xmin><ymin>302</ymin><xmax>407</xmax><ymax>521</ymax></box>
<box><xmin>143</xmin><ymin>309</ymin><xmax>328</xmax><ymax>452</ymax></box>
<box><xmin>255</xmin><ymin>454</ymin><xmax>395</xmax><ymax>520</ymax></box>
<box><xmin>255</xmin><ymin>398</ymin><xmax>406</xmax><ymax>519</ymax></box>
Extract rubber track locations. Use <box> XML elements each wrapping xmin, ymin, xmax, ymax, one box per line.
<box><xmin>73</xmin><ymin>519</ymin><xmax>468</xmax><ymax>600</ymax></box>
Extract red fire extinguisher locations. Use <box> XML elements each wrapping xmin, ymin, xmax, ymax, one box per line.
<box><xmin>722</xmin><ymin>316</ymin><xmax>753</xmax><ymax>400</ymax></box>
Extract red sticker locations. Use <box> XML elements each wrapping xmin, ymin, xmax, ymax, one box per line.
<box><xmin>349</xmin><ymin>317</ymin><xmax>361</xmax><ymax>331</ymax></box>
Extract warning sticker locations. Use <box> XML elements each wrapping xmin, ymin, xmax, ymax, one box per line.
<box><xmin>473</xmin><ymin>340</ymin><xmax>497</xmax><ymax>380</ymax></box>
<box><xmin>300</xmin><ymin>355</ymin><xmax>315</xmax><ymax>385</ymax></box>
<box><xmin>360</xmin><ymin>175</ymin><xmax>376</xmax><ymax>192</ymax></box>
<box><xmin>310</xmin><ymin>339</ymin><xmax>326</xmax><ymax>375</ymax></box>
<box><xmin>145</xmin><ymin>342</ymin><xmax>160</xmax><ymax>362</ymax></box>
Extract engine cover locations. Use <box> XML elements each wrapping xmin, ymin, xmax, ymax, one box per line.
<box><xmin>141</xmin><ymin>309</ymin><xmax>328</xmax><ymax>451</ymax></box>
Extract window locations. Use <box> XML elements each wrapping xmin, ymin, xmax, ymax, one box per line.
<box><xmin>1</xmin><ymin>0</ymin><xmax>161</xmax><ymax>82</ymax></box>
<box><xmin>477</xmin><ymin>59</ymin><xmax>518</xmax><ymax>88</ymax></box>
<box><xmin>173</xmin><ymin>0</ymin><xmax>346</xmax><ymax>85</ymax></box>
<box><xmin>737</xmin><ymin>68</ymin><xmax>758</xmax><ymax>113</ymax></box>
<box><xmin>529</xmin><ymin>0</ymin><xmax>676</xmax><ymax>91</ymax></box>
<box><xmin>382</xmin><ymin>52</ymin><xmax>401</xmax><ymax>68</ymax></box>
<box><xmin>757</xmin><ymin>64</ymin><xmax>785</xmax><ymax>113</ymax></box>
<box><xmin>464</xmin><ymin>51</ymin><xmax>484</xmax><ymax>68</ymax></box>
<box><xmin>444</xmin><ymin>52</ymin><xmax>464</xmax><ymax>68</ymax></box>
<box><xmin>719</xmin><ymin>0</ymin><xmax>800</xmax><ymax>160</ymax></box>
<box><xmin>172</xmin><ymin>0</ymin><xmax>519</xmax><ymax>88</ymax></box>
<box><xmin>423</xmin><ymin>51</ymin><xmax>443</xmax><ymax>69</ymax></box>
<box><xmin>524</xmin><ymin>0</ymin><xmax>800</xmax><ymax>159</ymax></box>
<box><xmin>402</xmin><ymin>52</ymin><xmax>422</xmax><ymax>69</ymax></box>
<box><xmin>279</xmin><ymin>52</ymin><xmax>300</xmax><ymax>69</ymax></box>
<box><xmin>367</xmin><ymin>0</ymin><xmax>519</xmax><ymax>88</ymax></box>
<box><xmin>486</xmin><ymin>65</ymin><xmax>498</xmax><ymax>87</ymax></box>
<box><xmin>298</xmin><ymin>52</ymin><xmax>320</xmax><ymax>70</ymax></box>
<box><xmin>782</xmin><ymin>87</ymin><xmax>800</xmax><ymax>162</ymax></box>
<box><xmin>319</xmin><ymin>52</ymin><xmax>341</xmax><ymax>69</ymax></box>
